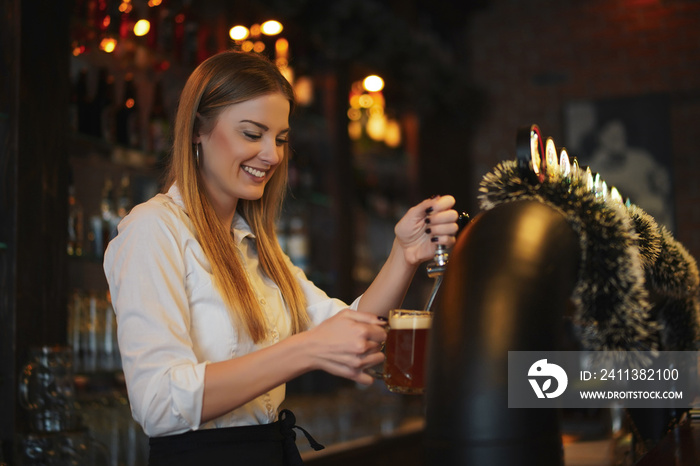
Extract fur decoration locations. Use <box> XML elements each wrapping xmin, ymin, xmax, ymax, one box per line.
<box><xmin>479</xmin><ymin>160</ymin><xmax>658</xmax><ymax>351</ymax></box>
<box><xmin>629</xmin><ymin>205</ymin><xmax>700</xmax><ymax>350</ymax></box>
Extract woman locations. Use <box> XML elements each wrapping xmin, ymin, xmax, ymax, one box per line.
<box><xmin>104</xmin><ymin>50</ymin><xmax>458</xmax><ymax>465</ymax></box>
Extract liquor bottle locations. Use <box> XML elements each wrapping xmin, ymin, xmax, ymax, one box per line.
<box><xmin>156</xmin><ymin>3</ymin><xmax>174</xmax><ymax>56</ymax></box>
<box><xmin>100</xmin><ymin>70</ymin><xmax>116</xmax><ymax>144</ymax></box>
<box><xmin>91</xmin><ymin>67</ymin><xmax>112</xmax><ymax>141</ymax></box>
<box><xmin>287</xmin><ymin>216</ymin><xmax>309</xmax><ymax>272</ymax></box>
<box><xmin>91</xmin><ymin>177</ymin><xmax>117</xmax><ymax>258</ymax></box>
<box><xmin>68</xmin><ymin>71</ymin><xmax>80</xmax><ymax>133</ymax></box>
<box><xmin>116</xmin><ymin>74</ymin><xmax>141</xmax><ymax>149</ymax></box>
<box><xmin>116</xmin><ymin>173</ymin><xmax>132</xmax><ymax>219</ymax></box>
<box><xmin>67</xmin><ymin>173</ymin><xmax>84</xmax><ymax>257</ymax></box>
<box><xmin>74</xmin><ymin>68</ymin><xmax>91</xmax><ymax>135</ymax></box>
<box><xmin>148</xmin><ymin>79</ymin><xmax>170</xmax><ymax>160</ymax></box>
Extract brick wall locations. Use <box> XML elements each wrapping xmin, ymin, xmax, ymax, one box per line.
<box><xmin>466</xmin><ymin>0</ymin><xmax>700</xmax><ymax>257</ymax></box>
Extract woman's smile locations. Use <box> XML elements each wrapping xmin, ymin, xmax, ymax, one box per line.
<box><xmin>241</xmin><ymin>164</ymin><xmax>268</xmax><ymax>180</ymax></box>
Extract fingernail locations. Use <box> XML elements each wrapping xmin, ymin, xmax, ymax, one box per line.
<box><xmin>424</xmin><ymin>217</ymin><xmax>431</xmax><ymax>224</ymax></box>
<box><xmin>431</xmin><ymin>236</ymin><xmax>439</xmax><ymax>243</ymax></box>
<box><xmin>425</xmin><ymin>206</ymin><xmax>434</xmax><ymax>214</ymax></box>
<box><xmin>425</xmin><ymin>228</ymin><xmax>432</xmax><ymax>234</ymax></box>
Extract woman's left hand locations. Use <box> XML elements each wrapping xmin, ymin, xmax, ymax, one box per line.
<box><xmin>395</xmin><ymin>195</ymin><xmax>459</xmax><ymax>266</ymax></box>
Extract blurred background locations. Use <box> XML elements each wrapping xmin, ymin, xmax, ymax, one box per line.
<box><xmin>2</xmin><ymin>0</ymin><xmax>700</xmax><ymax>464</ymax></box>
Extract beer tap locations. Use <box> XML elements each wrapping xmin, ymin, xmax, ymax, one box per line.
<box><xmin>424</xmin><ymin>212</ymin><xmax>470</xmax><ymax>311</ymax></box>
<box><xmin>424</xmin><ymin>244</ymin><xmax>449</xmax><ymax>311</ymax></box>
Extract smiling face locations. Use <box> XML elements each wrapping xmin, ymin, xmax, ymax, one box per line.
<box><xmin>195</xmin><ymin>92</ymin><xmax>291</xmax><ymax>223</ymax></box>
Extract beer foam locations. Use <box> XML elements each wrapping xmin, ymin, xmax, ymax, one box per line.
<box><xmin>389</xmin><ymin>313</ymin><xmax>432</xmax><ymax>330</ymax></box>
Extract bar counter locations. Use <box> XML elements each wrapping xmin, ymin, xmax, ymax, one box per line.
<box><xmin>299</xmin><ymin>410</ymin><xmax>699</xmax><ymax>466</ymax></box>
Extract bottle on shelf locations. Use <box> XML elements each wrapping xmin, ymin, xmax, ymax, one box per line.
<box><xmin>100</xmin><ymin>69</ymin><xmax>116</xmax><ymax>144</ymax></box>
<box><xmin>74</xmin><ymin>68</ymin><xmax>91</xmax><ymax>135</ymax></box>
<box><xmin>116</xmin><ymin>173</ymin><xmax>132</xmax><ymax>220</ymax></box>
<box><xmin>101</xmin><ymin>177</ymin><xmax>119</xmax><ymax>248</ymax></box>
<box><xmin>89</xmin><ymin>177</ymin><xmax>118</xmax><ymax>259</ymax></box>
<box><xmin>148</xmin><ymin>79</ymin><xmax>170</xmax><ymax>161</ymax></box>
<box><xmin>89</xmin><ymin>67</ymin><xmax>112</xmax><ymax>140</ymax></box>
<box><xmin>116</xmin><ymin>73</ymin><xmax>141</xmax><ymax>150</ymax></box>
<box><xmin>67</xmin><ymin>174</ymin><xmax>84</xmax><ymax>257</ymax></box>
<box><xmin>287</xmin><ymin>215</ymin><xmax>309</xmax><ymax>272</ymax></box>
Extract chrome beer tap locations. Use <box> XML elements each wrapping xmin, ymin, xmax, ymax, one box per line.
<box><xmin>424</xmin><ymin>212</ymin><xmax>470</xmax><ymax>311</ymax></box>
<box><xmin>424</xmin><ymin>244</ymin><xmax>449</xmax><ymax>311</ymax></box>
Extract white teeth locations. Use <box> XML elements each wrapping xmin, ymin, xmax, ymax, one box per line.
<box><xmin>242</xmin><ymin>166</ymin><xmax>266</xmax><ymax>178</ymax></box>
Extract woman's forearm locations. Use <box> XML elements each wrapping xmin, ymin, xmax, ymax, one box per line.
<box><xmin>200</xmin><ymin>309</ymin><xmax>387</xmax><ymax>423</ymax></box>
<box><xmin>356</xmin><ymin>239</ymin><xmax>418</xmax><ymax>317</ymax></box>
<box><xmin>201</xmin><ymin>332</ymin><xmax>311</xmax><ymax>422</ymax></box>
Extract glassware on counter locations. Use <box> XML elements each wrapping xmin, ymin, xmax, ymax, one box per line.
<box><xmin>19</xmin><ymin>346</ymin><xmax>78</xmax><ymax>433</ymax></box>
<box><xmin>68</xmin><ymin>290</ymin><xmax>121</xmax><ymax>375</ymax></box>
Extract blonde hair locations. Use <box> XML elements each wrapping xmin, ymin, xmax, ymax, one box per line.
<box><xmin>164</xmin><ymin>51</ymin><xmax>309</xmax><ymax>343</ymax></box>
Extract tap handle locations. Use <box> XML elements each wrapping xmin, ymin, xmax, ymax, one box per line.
<box><xmin>434</xmin><ymin>244</ymin><xmax>449</xmax><ymax>267</ymax></box>
<box><xmin>457</xmin><ymin>211</ymin><xmax>471</xmax><ymax>232</ymax></box>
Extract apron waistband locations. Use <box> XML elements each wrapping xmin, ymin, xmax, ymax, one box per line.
<box><xmin>148</xmin><ymin>409</ymin><xmax>323</xmax><ymax>466</ymax></box>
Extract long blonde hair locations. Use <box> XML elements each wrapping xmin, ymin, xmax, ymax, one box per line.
<box><xmin>164</xmin><ymin>51</ymin><xmax>309</xmax><ymax>343</ymax></box>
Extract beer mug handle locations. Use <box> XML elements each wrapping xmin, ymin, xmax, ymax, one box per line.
<box><xmin>365</xmin><ymin>326</ymin><xmax>388</xmax><ymax>380</ymax></box>
<box><xmin>365</xmin><ymin>364</ymin><xmax>387</xmax><ymax>380</ymax></box>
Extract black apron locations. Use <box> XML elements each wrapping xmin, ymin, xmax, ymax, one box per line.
<box><xmin>148</xmin><ymin>410</ymin><xmax>323</xmax><ymax>466</ymax></box>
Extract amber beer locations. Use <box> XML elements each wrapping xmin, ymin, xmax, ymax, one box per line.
<box><xmin>384</xmin><ymin>310</ymin><xmax>432</xmax><ymax>394</ymax></box>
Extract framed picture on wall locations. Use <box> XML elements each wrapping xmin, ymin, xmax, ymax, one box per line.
<box><xmin>563</xmin><ymin>94</ymin><xmax>675</xmax><ymax>231</ymax></box>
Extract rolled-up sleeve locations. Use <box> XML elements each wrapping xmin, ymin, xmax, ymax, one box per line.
<box><xmin>104</xmin><ymin>200</ymin><xmax>206</xmax><ymax>436</ymax></box>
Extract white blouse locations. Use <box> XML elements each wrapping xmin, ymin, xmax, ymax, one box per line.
<box><xmin>104</xmin><ymin>185</ymin><xmax>360</xmax><ymax>437</ymax></box>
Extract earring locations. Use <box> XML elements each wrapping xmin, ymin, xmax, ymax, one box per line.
<box><xmin>194</xmin><ymin>143</ymin><xmax>200</xmax><ymax>167</ymax></box>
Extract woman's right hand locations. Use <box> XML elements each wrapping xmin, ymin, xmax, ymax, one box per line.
<box><xmin>302</xmin><ymin>309</ymin><xmax>387</xmax><ymax>385</ymax></box>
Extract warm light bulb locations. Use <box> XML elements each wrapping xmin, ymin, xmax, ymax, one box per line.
<box><xmin>363</xmin><ymin>75</ymin><xmax>384</xmax><ymax>92</ymax></box>
<box><xmin>348</xmin><ymin>121</ymin><xmax>363</xmax><ymax>140</ymax></box>
<box><xmin>366</xmin><ymin>113</ymin><xmax>387</xmax><ymax>141</ymax></box>
<box><xmin>253</xmin><ymin>41</ymin><xmax>266</xmax><ymax>53</ymax></box>
<box><xmin>559</xmin><ymin>149</ymin><xmax>570</xmax><ymax>179</ymax></box>
<box><xmin>358</xmin><ymin>94</ymin><xmax>374</xmax><ymax>108</ymax></box>
<box><xmin>610</xmin><ymin>187</ymin><xmax>623</xmax><ymax>204</ymax></box>
<box><xmin>347</xmin><ymin>108</ymin><xmax>362</xmax><ymax>121</ymax></box>
<box><xmin>384</xmin><ymin>119</ymin><xmax>402</xmax><ymax>148</ymax></box>
<box><xmin>133</xmin><ymin>19</ymin><xmax>150</xmax><ymax>36</ymax></box>
<box><xmin>229</xmin><ymin>25</ymin><xmax>249</xmax><ymax>41</ymax></box>
<box><xmin>275</xmin><ymin>38</ymin><xmax>289</xmax><ymax>58</ymax></box>
<box><xmin>545</xmin><ymin>138</ymin><xmax>558</xmax><ymax>179</ymax></box>
<box><xmin>530</xmin><ymin>130</ymin><xmax>541</xmax><ymax>177</ymax></box>
<box><xmin>584</xmin><ymin>167</ymin><xmax>594</xmax><ymax>191</ymax></box>
<box><xmin>261</xmin><ymin>20</ymin><xmax>283</xmax><ymax>35</ymax></box>
<box><xmin>294</xmin><ymin>76</ymin><xmax>314</xmax><ymax>106</ymax></box>
<box><xmin>100</xmin><ymin>37</ymin><xmax>117</xmax><ymax>53</ymax></box>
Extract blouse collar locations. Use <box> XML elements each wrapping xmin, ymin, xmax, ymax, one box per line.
<box><xmin>165</xmin><ymin>184</ymin><xmax>255</xmax><ymax>245</ymax></box>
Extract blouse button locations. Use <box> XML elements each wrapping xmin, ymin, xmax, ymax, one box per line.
<box><xmin>260</xmin><ymin>298</ymin><xmax>267</xmax><ymax>305</ymax></box>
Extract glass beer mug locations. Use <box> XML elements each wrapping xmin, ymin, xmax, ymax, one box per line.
<box><xmin>19</xmin><ymin>346</ymin><xmax>78</xmax><ymax>433</ymax></box>
<box><xmin>374</xmin><ymin>309</ymin><xmax>433</xmax><ymax>395</ymax></box>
